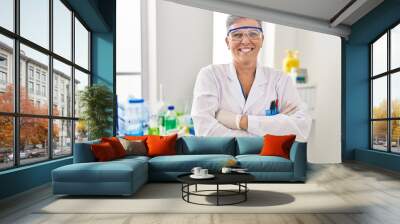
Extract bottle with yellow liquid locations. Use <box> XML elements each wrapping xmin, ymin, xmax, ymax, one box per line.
<box><xmin>283</xmin><ymin>50</ymin><xmax>300</xmax><ymax>74</ymax></box>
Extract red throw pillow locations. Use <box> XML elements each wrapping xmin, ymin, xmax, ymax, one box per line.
<box><xmin>259</xmin><ymin>134</ymin><xmax>296</xmax><ymax>159</ymax></box>
<box><xmin>91</xmin><ymin>142</ymin><xmax>117</xmax><ymax>161</ymax></box>
<box><xmin>101</xmin><ymin>137</ymin><xmax>127</xmax><ymax>158</ymax></box>
<box><xmin>146</xmin><ymin>134</ymin><xmax>177</xmax><ymax>157</ymax></box>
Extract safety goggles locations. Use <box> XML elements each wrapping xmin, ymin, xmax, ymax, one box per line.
<box><xmin>227</xmin><ymin>26</ymin><xmax>263</xmax><ymax>41</ymax></box>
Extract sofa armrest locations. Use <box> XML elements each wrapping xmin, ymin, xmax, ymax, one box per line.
<box><xmin>73</xmin><ymin>140</ymin><xmax>100</xmax><ymax>163</ymax></box>
<box><xmin>289</xmin><ymin>142</ymin><xmax>307</xmax><ymax>181</ymax></box>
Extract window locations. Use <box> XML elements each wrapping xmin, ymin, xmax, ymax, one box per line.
<box><xmin>371</xmin><ymin>23</ymin><xmax>400</xmax><ymax>154</ymax></box>
<box><xmin>116</xmin><ymin>0</ymin><xmax>142</xmax><ymax>118</ymax></box>
<box><xmin>20</xmin><ymin>0</ymin><xmax>49</xmax><ymax>49</ymax></box>
<box><xmin>36</xmin><ymin>83</ymin><xmax>40</xmax><ymax>95</ymax></box>
<box><xmin>28</xmin><ymin>81</ymin><xmax>34</xmax><ymax>94</ymax></box>
<box><xmin>42</xmin><ymin>85</ymin><xmax>46</xmax><ymax>97</ymax></box>
<box><xmin>54</xmin><ymin>89</ymin><xmax>58</xmax><ymax>105</ymax></box>
<box><xmin>0</xmin><ymin>71</ymin><xmax>6</xmax><ymax>85</ymax></box>
<box><xmin>75</xmin><ymin>18</ymin><xmax>89</xmax><ymax>70</ymax></box>
<box><xmin>74</xmin><ymin>69</ymin><xmax>89</xmax><ymax>119</ymax></box>
<box><xmin>0</xmin><ymin>0</ymin><xmax>91</xmax><ymax>170</ymax></box>
<box><xmin>53</xmin><ymin>0</ymin><xmax>72</xmax><ymax>60</ymax></box>
<box><xmin>53</xmin><ymin>119</ymin><xmax>72</xmax><ymax>158</ymax></box>
<box><xmin>0</xmin><ymin>55</ymin><xmax>7</xmax><ymax>67</ymax></box>
<box><xmin>35</xmin><ymin>70</ymin><xmax>41</xmax><ymax>81</ymax></box>
<box><xmin>0</xmin><ymin>0</ymin><xmax>14</xmax><ymax>32</ymax></box>
<box><xmin>53</xmin><ymin>59</ymin><xmax>72</xmax><ymax>117</ymax></box>
<box><xmin>28</xmin><ymin>67</ymin><xmax>34</xmax><ymax>80</ymax></box>
<box><xmin>0</xmin><ymin>35</ymin><xmax>13</xmax><ymax>113</ymax></box>
<box><xmin>19</xmin><ymin>117</ymin><xmax>49</xmax><ymax>165</ymax></box>
<box><xmin>0</xmin><ymin>116</ymin><xmax>13</xmax><ymax>170</ymax></box>
<box><xmin>391</xmin><ymin>24</ymin><xmax>400</xmax><ymax>70</ymax></box>
<box><xmin>0</xmin><ymin>54</ymin><xmax>7</xmax><ymax>88</ymax></box>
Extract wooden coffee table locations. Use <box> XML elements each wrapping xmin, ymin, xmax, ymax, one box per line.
<box><xmin>177</xmin><ymin>172</ymin><xmax>255</xmax><ymax>206</ymax></box>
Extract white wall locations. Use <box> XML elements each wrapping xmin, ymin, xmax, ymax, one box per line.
<box><xmin>272</xmin><ymin>25</ymin><xmax>342</xmax><ymax>163</ymax></box>
<box><xmin>297</xmin><ymin>30</ymin><xmax>342</xmax><ymax>164</ymax></box>
<box><xmin>153</xmin><ymin>0</ymin><xmax>213</xmax><ymax>112</ymax></box>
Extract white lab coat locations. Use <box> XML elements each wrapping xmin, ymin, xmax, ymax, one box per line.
<box><xmin>191</xmin><ymin>63</ymin><xmax>312</xmax><ymax>142</ymax></box>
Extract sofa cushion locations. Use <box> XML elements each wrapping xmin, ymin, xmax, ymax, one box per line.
<box><xmin>147</xmin><ymin>134</ymin><xmax>177</xmax><ymax>157</ymax></box>
<box><xmin>52</xmin><ymin>159</ymin><xmax>147</xmax><ymax>183</ymax></box>
<box><xmin>148</xmin><ymin>154</ymin><xmax>235</xmax><ymax>172</ymax></box>
<box><xmin>177</xmin><ymin>136</ymin><xmax>236</xmax><ymax>155</ymax></box>
<box><xmin>91</xmin><ymin>142</ymin><xmax>118</xmax><ymax>161</ymax></box>
<box><xmin>236</xmin><ymin>155</ymin><xmax>293</xmax><ymax>172</ymax></box>
<box><xmin>119</xmin><ymin>138</ymin><xmax>147</xmax><ymax>156</ymax></box>
<box><xmin>236</xmin><ymin>137</ymin><xmax>263</xmax><ymax>155</ymax></box>
<box><xmin>101</xmin><ymin>137</ymin><xmax>127</xmax><ymax>158</ymax></box>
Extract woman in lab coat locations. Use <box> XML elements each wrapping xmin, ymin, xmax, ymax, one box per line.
<box><xmin>191</xmin><ymin>15</ymin><xmax>312</xmax><ymax>142</ymax></box>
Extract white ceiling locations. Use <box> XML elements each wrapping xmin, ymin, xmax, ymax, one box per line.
<box><xmin>164</xmin><ymin>0</ymin><xmax>384</xmax><ymax>38</ymax></box>
<box><xmin>225</xmin><ymin>0</ymin><xmax>353</xmax><ymax>23</ymax></box>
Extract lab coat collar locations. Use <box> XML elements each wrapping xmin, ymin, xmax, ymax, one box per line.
<box><xmin>228</xmin><ymin>63</ymin><xmax>246</xmax><ymax>108</ymax></box>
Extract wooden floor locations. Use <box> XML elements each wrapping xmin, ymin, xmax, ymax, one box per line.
<box><xmin>1</xmin><ymin>162</ymin><xmax>400</xmax><ymax>224</ymax></box>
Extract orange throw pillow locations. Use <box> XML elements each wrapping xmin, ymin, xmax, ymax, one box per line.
<box><xmin>146</xmin><ymin>134</ymin><xmax>177</xmax><ymax>157</ymax></box>
<box><xmin>91</xmin><ymin>142</ymin><xmax>117</xmax><ymax>161</ymax></box>
<box><xmin>101</xmin><ymin>137</ymin><xmax>127</xmax><ymax>158</ymax></box>
<box><xmin>124</xmin><ymin>135</ymin><xmax>148</xmax><ymax>141</ymax></box>
<box><xmin>259</xmin><ymin>134</ymin><xmax>296</xmax><ymax>159</ymax></box>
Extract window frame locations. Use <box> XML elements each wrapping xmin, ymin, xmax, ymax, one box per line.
<box><xmin>0</xmin><ymin>0</ymin><xmax>92</xmax><ymax>171</ymax></box>
<box><xmin>370</xmin><ymin>20</ymin><xmax>400</xmax><ymax>154</ymax></box>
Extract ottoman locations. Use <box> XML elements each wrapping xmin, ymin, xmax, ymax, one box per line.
<box><xmin>52</xmin><ymin>157</ymin><xmax>148</xmax><ymax>196</ymax></box>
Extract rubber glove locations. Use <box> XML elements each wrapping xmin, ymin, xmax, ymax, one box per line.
<box><xmin>215</xmin><ymin>109</ymin><xmax>241</xmax><ymax>130</ymax></box>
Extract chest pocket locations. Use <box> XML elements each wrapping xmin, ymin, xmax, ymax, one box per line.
<box><xmin>248</xmin><ymin>84</ymin><xmax>278</xmax><ymax>116</ymax></box>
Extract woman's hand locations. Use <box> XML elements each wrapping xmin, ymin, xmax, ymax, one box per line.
<box><xmin>280</xmin><ymin>102</ymin><xmax>298</xmax><ymax>115</ymax></box>
<box><xmin>239</xmin><ymin>115</ymin><xmax>248</xmax><ymax>130</ymax></box>
<box><xmin>215</xmin><ymin>110</ymin><xmax>241</xmax><ymax>130</ymax></box>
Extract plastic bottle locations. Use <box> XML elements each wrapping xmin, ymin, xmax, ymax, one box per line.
<box><xmin>289</xmin><ymin>67</ymin><xmax>298</xmax><ymax>84</ymax></box>
<box><xmin>117</xmin><ymin>99</ymin><xmax>126</xmax><ymax>135</ymax></box>
<box><xmin>283</xmin><ymin>50</ymin><xmax>300</xmax><ymax>74</ymax></box>
<box><xmin>157</xmin><ymin>102</ymin><xmax>166</xmax><ymax>135</ymax></box>
<box><xmin>165</xmin><ymin>105</ymin><xmax>177</xmax><ymax>132</ymax></box>
<box><xmin>125</xmin><ymin>98</ymin><xmax>148</xmax><ymax>136</ymax></box>
<box><xmin>156</xmin><ymin>84</ymin><xmax>166</xmax><ymax>135</ymax></box>
<box><xmin>142</xmin><ymin>101</ymin><xmax>149</xmax><ymax>134</ymax></box>
<box><xmin>148</xmin><ymin>113</ymin><xmax>160</xmax><ymax>135</ymax></box>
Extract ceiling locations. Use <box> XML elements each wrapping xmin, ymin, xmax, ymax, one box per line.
<box><xmin>164</xmin><ymin>0</ymin><xmax>384</xmax><ymax>38</ymax></box>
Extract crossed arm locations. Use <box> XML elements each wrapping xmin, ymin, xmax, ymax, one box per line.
<box><xmin>191</xmin><ymin>68</ymin><xmax>312</xmax><ymax>141</ymax></box>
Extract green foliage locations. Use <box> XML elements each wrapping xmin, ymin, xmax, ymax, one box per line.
<box><xmin>79</xmin><ymin>84</ymin><xmax>113</xmax><ymax>140</ymax></box>
<box><xmin>372</xmin><ymin>99</ymin><xmax>400</xmax><ymax>140</ymax></box>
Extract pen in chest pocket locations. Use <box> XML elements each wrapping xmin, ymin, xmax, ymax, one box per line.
<box><xmin>266</xmin><ymin>99</ymin><xmax>279</xmax><ymax>116</ymax></box>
